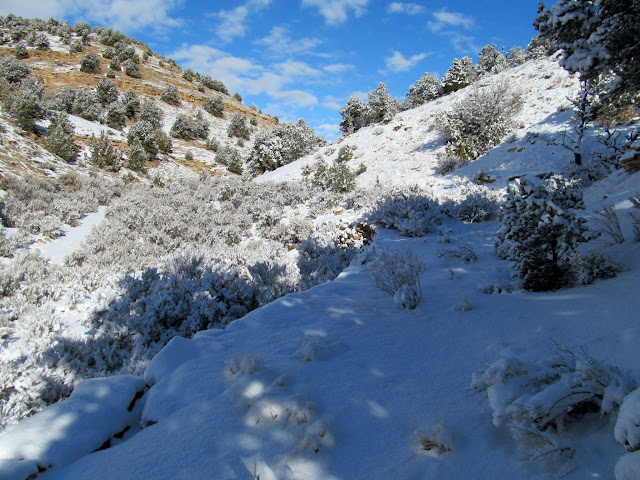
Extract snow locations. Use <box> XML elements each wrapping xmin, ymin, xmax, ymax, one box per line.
<box><xmin>30</xmin><ymin>206</ymin><xmax>107</xmax><ymax>264</ymax></box>
<box><xmin>0</xmin><ymin>375</ymin><xmax>144</xmax><ymax>470</ymax></box>
<box><xmin>1</xmin><ymin>55</ymin><xmax>639</xmax><ymax>480</ymax></box>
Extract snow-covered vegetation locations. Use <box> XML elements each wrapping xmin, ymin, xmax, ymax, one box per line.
<box><xmin>1</xmin><ymin>7</ymin><xmax>640</xmax><ymax>480</ymax></box>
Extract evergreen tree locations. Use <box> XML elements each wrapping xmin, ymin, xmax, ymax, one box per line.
<box><xmin>126</xmin><ymin>137</ymin><xmax>148</xmax><ymax>173</ymax></box>
<box><xmin>441</xmin><ymin>57</ymin><xmax>475</xmax><ymax>94</ymax></box>
<box><xmin>46</xmin><ymin>113</ymin><xmax>78</xmax><ymax>162</ymax></box>
<box><xmin>366</xmin><ymin>82</ymin><xmax>398</xmax><ymax>124</ymax></box>
<box><xmin>89</xmin><ymin>130</ymin><xmax>121</xmax><ymax>171</ymax></box>
<box><xmin>79</xmin><ymin>52</ymin><xmax>100</xmax><ymax>73</ymax></box>
<box><xmin>96</xmin><ymin>78</ymin><xmax>119</xmax><ymax>106</ymax></box>
<box><xmin>477</xmin><ymin>44</ymin><xmax>509</xmax><ymax>75</ymax></box>
<box><xmin>160</xmin><ymin>84</ymin><xmax>180</xmax><ymax>105</ymax></box>
<box><xmin>339</xmin><ymin>96</ymin><xmax>367</xmax><ymax>134</ymax></box>
<box><xmin>402</xmin><ymin>72</ymin><xmax>442</xmax><ymax>110</ymax></box>
<box><xmin>203</xmin><ymin>95</ymin><xmax>224</xmax><ymax>117</ymax></box>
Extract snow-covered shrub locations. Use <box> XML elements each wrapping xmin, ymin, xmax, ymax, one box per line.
<box><xmin>471</xmin><ymin>345</ymin><xmax>636</xmax><ymax>466</ymax></box>
<box><xmin>203</xmin><ymin>95</ymin><xmax>224</xmax><ymax>117</ymax></box>
<box><xmin>370</xmin><ymin>186</ymin><xmax>444</xmax><ymax>236</ymax></box>
<box><xmin>154</xmin><ymin>129</ymin><xmax>172</xmax><ymax>154</ymax></box>
<box><xmin>402</xmin><ymin>72</ymin><xmax>442</xmax><ymax>110</ymax></box>
<box><xmin>365</xmin><ymin>247</ymin><xmax>425</xmax><ymax>309</ymax></box>
<box><xmin>436</xmin><ymin>155</ymin><xmax>459</xmax><ymax>175</ymax></box>
<box><xmin>592</xmin><ymin>205</ymin><xmax>624</xmax><ymax>245</ymax></box>
<box><xmin>123</xmin><ymin>58</ymin><xmax>140</xmax><ymax>78</ymax></box>
<box><xmin>569</xmin><ymin>249</ymin><xmax>621</xmax><ymax>285</ymax></box>
<box><xmin>477</xmin><ymin>44</ymin><xmax>509</xmax><ymax>76</ymax></box>
<box><xmin>205</xmin><ymin>137</ymin><xmax>219</xmax><ymax>152</ymax></box>
<box><xmin>34</xmin><ymin>32</ymin><xmax>49</xmax><ymax>50</ymax></box>
<box><xmin>79</xmin><ymin>52</ymin><xmax>100</xmax><ymax>73</ymax></box>
<box><xmin>227</xmin><ymin>113</ymin><xmax>250</xmax><ymax>140</ymax></box>
<box><xmin>160</xmin><ymin>84</ymin><xmax>180</xmax><ymax>105</ymax></box>
<box><xmin>45</xmin><ymin>113</ymin><xmax>78</xmax><ymax>162</ymax></box>
<box><xmin>121</xmin><ymin>88</ymin><xmax>140</xmax><ymax>118</ymax></box>
<box><xmin>1</xmin><ymin>76</ymin><xmax>45</xmax><ymax>133</ymax></box>
<box><xmin>366</xmin><ymin>82</ymin><xmax>398</xmax><ymax>124</ymax></box>
<box><xmin>126</xmin><ymin>137</ymin><xmax>149</xmax><ymax>172</ymax></box>
<box><xmin>14</xmin><ymin>42</ymin><xmax>28</xmax><ymax>59</ymax></box>
<box><xmin>616</xmin><ymin>389</ymin><xmax>640</xmax><ymax>453</ymax></box>
<box><xmin>337</xmin><ymin>144</ymin><xmax>354</xmax><ymax>163</ymax></box>
<box><xmin>105</xmin><ymin>101</ymin><xmax>126</xmax><ymax>129</ymax></box>
<box><xmin>89</xmin><ymin>131</ymin><xmax>121</xmax><ymax>171</ymax></box>
<box><xmin>138</xmin><ymin>99</ymin><xmax>163</xmax><ymax>128</ymax></box>
<box><xmin>224</xmin><ymin>354</ymin><xmax>258</xmax><ymax>378</ymax></box>
<box><xmin>441</xmin><ymin>184</ymin><xmax>502</xmax><ymax>223</ymax></box>
<box><xmin>495</xmin><ymin>176</ymin><xmax>590</xmax><ymax>291</ymax></box>
<box><xmin>441</xmin><ymin>57</ymin><xmax>476</xmax><ymax>94</ymax></box>
<box><xmin>72</xmin><ymin>89</ymin><xmax>101</xmax><ymax>121</ymax></box>
<box><xmin>69</xmin><ymin>39</ymin><xmax>82</xmax><ymax>53</ymax></box>
<box><xmin>436</xmin><ymin>81</ymin><xmax>522</xmax><ymax>161</ymax></box>
<box><xmin>127</xmin><ymin>120</ymin><xmax>158</xmax><ymax>157</ymax></box>
<box><xmin>0</xmin><ymin>55</ymin><xmax>31</xmax><ymax>83</ymax></box>
<box><xmin>96</xmin><ymin>78</ymin><xmax>118</xmax><ymax>106</ymax></box>
<box><xmin>413</xmin><ymin>418</ymin><xmax>454</xmax><ymax>456</ymax></box>
<box><xmin>215</xmin><ymin>145</ymin><xmax>241</xmax><ymax>166</ymax></box>
<box><xmin>438</xmin><ymin>242</ymin><xmax>477</xmax><ymax>263</ymax></box>
<box><xmin>307</xmin><ymin>159</ymin><xmax>357</xmax><ymax>193</ymax></box>
<box><xmin>339</xmin><ymin>96</ymin><xmax>367</xmax><ymax>134</ymax></box>
<box><xmin>170</xmin><ymin>114</ymin><xmax>203</xmax><ymax>139</ymax></box>
<box><xmin>506</xmin><ymin>46</ymin><xmax>527</xmax><ymax>67</ymax></box>
<box><xmin>200</xmin><ymin>75</ymin><xmax>228</xmax><ymax>94</ymax></box>
<box><xmin>247</xmin><ymin>119</ymin><xmax>325</xmax><ymax>174</ymax></box>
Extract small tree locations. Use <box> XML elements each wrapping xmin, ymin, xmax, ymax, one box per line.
<box><xmin>72</xmin><ymin>90</ymin><xmax>101</xmax><ymax>121</ymax></box>
<box><xmin>89</xmin><ymin>130</ymin><xmax>121</xmax><ymax>171</ymax></box>
<box><xmin>46</xmin><ymin>113</ymin><xmax>78</xmax><ymax>162</ymax></box>
<box><xmin>138</xmin><ymin>100</ymin><xmax>163</xmax><ymax>129</ymax></box>
<box><xmin>160</xmin><ymin>84</ymin><xmax>180</xmax><ymax>105</ymax></box>
<box><xmin>441</xmin><ymin>57</ymin><xmax>476</xmax><ymax>94</ymax></box>
<box><xmin>495</xmin><ymin>176</ymin><xmax>591</xmax><ymax>291</ymax></box>
<box><xmin>14</xmin><ymin>43</ymin><xmax>28</xmax><ymax>59</ymax></box>
<box><xmin>123</xmin><ymin>58</ymin><xmax>141</xmax><ymax>78</ymax></box>
<box><xmin>2</xmin><ymin>77</ymin><xmax>45</xmax><ymax>132</ymax></box>
<box><xmin>105</xmin><ymin>101</ymin><xmax>126</xmax><ymax>129</ymax></box>
<box><xmin>506</xmin><ymin>46</ymin><xmax>527</xmax><ymax>67</ymax></box>
<box><xmin>96</xmin><ymin>78</ymin><xmax>119</xmax><ymax>106</ymax></box>
<box><xmin>0</xmin><ymin>56</ymin><xmax>31</xmax><ymax>83</ymax></box>
<box><xmin>203</xmin><ymin>95</ymin><xmax>224</xmax><ymax>117</ymax></box>
<box><xmin>79</xmin><ymin>52</ymin><xmax>101</xmax><ymax>73</ymax></box>
<box><xmin>339</xmin><ymin>96</ymin><xmax>367</xmax><ymax>134</ymax></box>
<box><xmin>121</xmin><ymin>88</ymin><xmax>140</xmax><ymax>118</ymax></box>
<box><xmin>402</xmin><ymin>72</ymin><xmax>442</xmax><ymax>110</ymax></box>
<box><xmin>227</xmin><ymin>113</ymin><xmax>250</xmax><ymax>140</ymax></box>
<box><xmin>170</xmin><ymin>114</ymin><xmax>198</xmax><ymax>139</ymax></box>
<box><xmin>477</xmin><ymin>44</ymin><xmax>509</xmax><ymax>76</ymax></box>
<box><xmin>366</xmin><ymin>82</ymin><xmax>398</xmax><ymax>124</ymax></box>
<box><xmin>127</xmin><ymin>120</ymin><xmax>158</xmax><ymax>157</ymax></box>
<box><xmin>126</xmin><ymin>137</ymin><xmax>148</xmax><ymax>172</ymax></box>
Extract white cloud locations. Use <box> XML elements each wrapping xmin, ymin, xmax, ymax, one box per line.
<box><xmin>255</xmin><ymin>26</ymin><xmax>323</xmax><ymax>57</ymax></box>
<box><xmin>322</xmin><ymin>95</ymin><xmax>344</xmax><ymax>110</ymax></box>
<box><xmin>387</xmin><ymin>2</ymin><xmax>425</xmax><ymax>15</ymax></box>
<box><xmin>0</xmin><ymin>0</ymin><xmax>184</xmax><ymax>33</ymax></box>
<box><xmin>170</xmin><ymin>44</ymin><xmax>319</xmax><ymax>108</ymax></box>
<box><xmin>315</xmin><ymin>122</ymin><xmax>341</xmax><ymax>139</ymax></box>
<box><xmin>427</xmin><ymin>9</ymin><xmax>474</xmax><ymax>33</ymax></box>
<box><xmin>383</xmin><ymin>51</ymin><xmax>429</xmax><ymax>73</ymax></box>
<box><xmin>213</xmin><ymin>0</ymin><xmax>271</xmax><ymax>43</ymax></box>
<box><xmin>323</xmin><ymin>63</ymin><xmax>355</xmax><ymax>74</ymax></box>
<box><xmin>301</xmin><ymin>0</ymin><xmax>369</xmax><ymax>25</ymax></box>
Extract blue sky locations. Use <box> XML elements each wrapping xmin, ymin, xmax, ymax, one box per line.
<box><xmin>1</xmin><ymin>1</ymin><xmax>540</xmax><ymax>140</ymax></box>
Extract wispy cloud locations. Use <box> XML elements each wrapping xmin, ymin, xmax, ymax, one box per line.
<box><xmin>255</xmin><ymin>26</ymin><xmax>323</xmax><ymax>57</ymax></box>
<box><xmin>169</xmin><ymin>44</ymin><xmax>319</xmax><ymax>108</ymax></box>
<box><xmin>0</xmin><ymin>0</ymin><xmax>184</xmax><ymax>34</ymax></box>
<box><xmin>427</xmin><ymin>9</ymin><xmax>474</xmax><ymax>33</ymax></box>
<box><xmin>383</xmin><ymin>50</ymin><xmax>429</xmax><ymax>73</ymax></box>
<box><xmin>301</xmin><ymin>0</ymin><xmax>369</xmax><ymax>25</ymax></box>
<box><xmin>387</xmin><ymin>2</ymin><xmax>425</xmax><ymax>15</ymax></box>
<box><xmin>323</xmin><ymin>63</ymin><xmax>355</xmax><ymax>74</ymax></box>
<box><xmin>213</xmin><ymin>0</ymin><xmax>271</xmax><ymax>43</ymax></box>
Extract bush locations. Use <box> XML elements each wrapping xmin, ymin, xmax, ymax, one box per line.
<box><xmin>126</xmin><ymin>137</ymin><xmax>149</xmax><ymax>172</ymax></box>
<box><xmin>365</xmin><ymin>248</ymin><xmax>425</xmax><ymax>309</ymax></box>
<box><xmin>89</xmin><ymin>131</ymin><xmax>121</xmax><ymax>171</ymax></box>
<box><xmin>182</xmin><ymin>68</ymin><xmax>194</xmax><ymax>82</ymax></box>
<box><xmin>14</xmin><ymin>42</ymin><xmax>29</xmax><ymax>59</ymax></box>
<box><xmin>170</xmin><ymin>113</ymin><xmax>207</xmax><ymax>139</ymax></box>
<box><xmin>185</xmin><ymin>150</ymin><xmax>193</xmax><ymax>161</ymax></box>
<box><xmin>495</xmin><ymin>176</ymin><xmax>591</xmax><ymax>291</ymax></box>
<box><xmin>105</xmin><ymin>101</ymin><xmax>126</xmax><ymax>129</ymax></box>
<box><xmin>121</xmin><ymin>88</ymin><xmax>140</xmax><ymax>118</ymax></box>
<box><xmin>233</xmin><ymin>92</ymin><xmax>242</xmax><ymax>102</ymax></box>
<box><xmin>307</xmin><ymin>159</ymin><xmax>357</xmax><ymax>193</ymax></box>
<box><xmin>160</xmin><ymin>84</ymin><xmax>180</xmax><ymax>105</ymax></box>
<box><xmin>1</xmin><ymin>77</ymin><xmax>45</xmax><ymax>132</ymax></box>
<box><xmin>79</xmin><ymin>52</ymin><xmax>101</xmax><ymax>73</ymax></box>
<box><xmin>138</xmin><ymin>99</ymin><xmax>163</xmax><ymax>128</ymax></box>
<box><xmin>154</xmin><ymin>129</ymin><xmax>172</xmax><ymax>153</ymax></box>
<box><xmin>227</xmin><ymin>113</ymin><xmax>250</xmax><ymax>140</ymax></box>
<box><xmin>123</xmin><ymin>59</ymin><xmax>140</xmax><ymax>78</ymax></box>
<box><xmin>402</xmin><ymin>72</ymin><xmax>442</xmax><ymax>110</ymax></box>
<box><xmin>201</xmin><ymin>75</ymin><xmax>228</xmax><ymax>94</ymax></box>
<box><xmin>96</xmin><ymin>78</ymin><xmax>119</xmax><ymax>106</ymax></box>
<box><xmin>34</xmin><ymin>32</ymin><xmax>49</xmax><ymax>50</ymax></box>
<box><xmin>72</xmin><ymin>89</ymin><xmax>101</xmax><ymax>121</ymax></box>
<box><xmin>127</xmin><ymin>120</ymin><xmax>158</xmax><ymax>157</ymax></box>
<box><xmin>0</xmin><ymin>55</ymin><xmax>31</xmax><ymax>83</ymax></box>
<box><xmin>569</xmin><ymin>249</ymin><xmax>621</xmax><ymax>285</ymax></box>
<box><xmin>203</xmin><ymin>95</ymin><xmax>224</xmax><ymax>117</ymax></box>
<box><xmin>205</xmin><ymin>137</ymin><xmax>219</xmax><ymax>152</ymax></box>
<box><xmin>337</xmin><ymin>145</ymin><xmax>354</xmax><ymax>163</ymax></box>
<box><xmin>436</xmin><ymin>81</ymin><xmax>522</xmax><ymax>161</ymax></box>
<box><xmin>45</xmin><ymin>113</ymin><xmax>78</xmax><ymax>162</ymax></box>
<box><xmin>215</xmin><ymin>145</ymin><xmax>241</xmax><ymax>166</ymax></box>
<box><xmin>69</xmin><ymin>39</ymin><xmax>82</xmax><ymax>53</ymax></box>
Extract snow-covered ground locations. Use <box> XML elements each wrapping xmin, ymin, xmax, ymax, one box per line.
<box><xmin>1</xmin><ymin>55</ymin><xmax>639</xmax><ymax>480</ymax></box>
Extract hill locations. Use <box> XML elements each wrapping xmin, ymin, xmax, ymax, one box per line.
<box><xmin>1</xmin><ymin>17</ymin><xmax>640</xmax><ymax>480</ymax></box>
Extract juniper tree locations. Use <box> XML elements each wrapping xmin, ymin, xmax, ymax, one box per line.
<box><xmin>46</xmin><ymin>113</ymin><xmax>78</xmax><ymax>162</ymax></box>
<box><xmin>227</xmin><ymin>114</ymin><xmax>250</xmax><ymax>140</ymax></box>
<box><xmin>366</xmin><ymin>82</ymin><xmax>398</xmax><ymax>124</ymax></box>
<box><xmin>402</xmin><ymin>72</ymin><xmax>442</xmax><ymax>110</ymax></box>
<box><xmin>339</xmin><ymin>96</ymin><xmax>367</xmax><ymax>134</ymax></box>
<box><xmin>96</xmin><ymin>78</ymin><xmax>119</xmax><ymax>106</ymax></box>
<box><xmin>89</xmin><ymin>131</ymin><xmax>121</xmax><ymax>171</ymax></box>
<box><xmin>203</xmin><ymin>95</ymin><xmax>224</xmax><ymax>117</ymax></box>
<box><xmin>477</xmin><ymin>44</ymin><xmax>509</xmax><ymax>76</ymax></box>
<box><xmin>80</xmin><ymin>52</ymin><xmax>101</xmax><ymax>73</ymax></box>
<box><xmin>138</xmin><ymin>100</ymin><xmax>163</xmax><ymax>129</ymax></box>
<box><xmin>441</xmin><ymin>57</ymin><xmax>476</xmax><ymax>94</ymax></box>
<box><xmin>160</xmin><ymin>84</ymin><xmax>180</xmax><ymax>105</ymax></box>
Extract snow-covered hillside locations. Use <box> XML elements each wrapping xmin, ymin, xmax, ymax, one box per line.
<box><xmin>1</xmin><ymin>54</ymin><xmax>640</xmax><ymax>480</ymax></box>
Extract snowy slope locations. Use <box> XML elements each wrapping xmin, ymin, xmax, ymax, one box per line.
<box><xmin>1</xmin><ymin>55</ymin><xmax>640</xmax><ymax>480</ymax></box>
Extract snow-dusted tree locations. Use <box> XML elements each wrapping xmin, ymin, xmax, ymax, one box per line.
<box><xmin>436</xmin><ymin>80</ymin><xmax>522</xmax><ymax>161</ymax></box>
<box><xmin>194</xmin><ymin>110</ymin><xmax>209</xmax><ymax>138</ymax></box>
<box><xmin>127</xmin><ymin>120</ymin><xmax>158</xmax><ymax>157</ymax></box>
<box><xmin>535</xmin><ymin>0</ymin><xmax>640</xmax><ymax>98</ymax></box>
<box><xmin>138</xmin><ymin>100</ymin><xmax>163</xmax><ymax>129</ymax></box>
<box><xmin>526</xmin><ymin>34</ymin><xmax>556</xmax><ymax>59</ymax></box>
<box><xmin>74</xmin><ymin>22</ymin><xmax>91</xmax><ymax>44</ymax></box>
<box><xmin>105</xmin><ymin>101</ymin><xmax>126</xmax><ymax>129</ymax></box>
<box><xmin>121</xmin><ymin>88</ymin><xmax>140</xmax><ymax>118</ymax></box>
<box><xmin>79</xmin><ymin>52</ymin><xmax>100</xmax><ymax>73</ymax></box>
<box><xmin>34</xmin><ymin>32</ymin><xmax>49</xmax><ymax>50</ymax></box>
<box><xmin>96</xmin><ymin>78</ymin><xmax>119</xmax><ymax>106</ymax></box>
<box><xmin>506</xmin><ymin>46</ymin><xmax>527</xmax><ymax>67</ymax></box>
<box><xmin>170</xmin><ymin>113</ymin><xmax>208</xmax><ymax>140</ymax></box>
<box><xmin>182</xmin><ymin>68</ymin><xmax>195</xmax><ymax>82</ymax></box>
<box><xmin>89</xmin><ymin>130</ymin><xmax>121</xmax><ymax>171</ymax></box>
<box><xmin>126</xmin><ymin>137</ymin><xmax>148</xmax><ymax>172</ymax></box>
<box><xmin>45</xmin><ymin>113</ymin><xmax>78</xmax><ymax>162</ymax></box>
<box><xmin>203</xmin><ymin>95</ymin><xmax>224</xmax><ymax>117</ymax></box>
<box><xmin>13</xmin><ymin>42</ymin><xmax>28</xmax><ymax>59</ymax></box>
<box><xmin>227</xmin><ymin>113</ymin><xmax>250</xmax><ymax>140</ymax></box>
<box><xmin>402</xmin><ymin>72</ymin><xmax>442</xmax><ymax>110</ymax></box>
<box><xmin>154</xmin><ymin>129</ymin><xmax>172</xmax><ymax>153</ymax></box>
<box><xmin>477</xmin><ymin>44</ymin><xmax>509</xmax><ymax>76</ymax></box>
<box><xmin>201</xmin><ymin>75</ymin><xmax>229</xmax><ymax>94</ymax></box>
<box><xmin>215</xmin><ymin>145</ymin><xmax>241</xmax><ymax>166</ymax></box>
<box><xmin>339</xmin><ymin>96</ymin><xmax>367</xmax><ymax>134</ymax></box>
<box><xmin>123</xmin><ymin>58</ymin><xmax>140</xmax><ymax>78</ymax></box>
<box><xmin>72</xmin><ymin>90</ymin><xmax>101</xmax><ymax>121</ymax></box>
<box><xmin>441</xmin><ymin>57</ymin><xmax>476</xmax><ymax>94</ymax></box>
<box><xmin>69</xmin><ymin>39</ymin><xmax>82</xmax><ymax>53</ymax></box>
<box><xmin>0</xmin><ymin>55</ymin><xmax>31</xmax><ymax>83</ymax></box>
<box><xmin>160</xmin><ymin>84</ymin><xmax>180</xmax><ymax>105</ymax></box>
<box><xmin>366</xmin><ymin>82</ymin><xmax>398</xmax><ymax>124</ymax></box>
<box><xmin>2</xmin><ymin>77</ymin><xmax>45</xmax><ymax>132</ymax></box>
<box><xmin>55</xmin><ymin>86</ymin><xmax>76</xmax><ymax>113</ymax></box>
<box><xmin>495</xmin><ymin>175</ymin><xmax>591</xmax><ymax>291</ymax></box>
